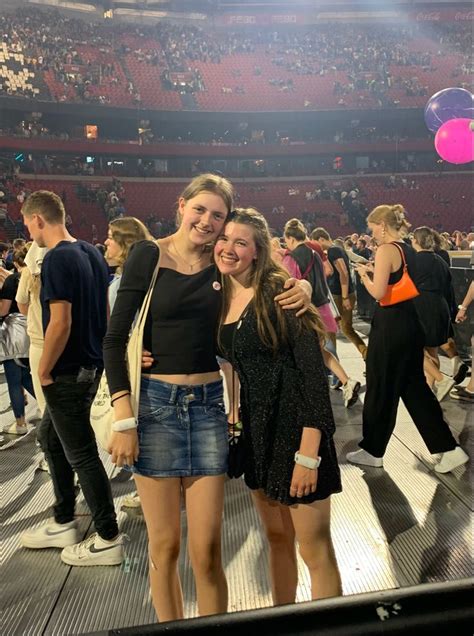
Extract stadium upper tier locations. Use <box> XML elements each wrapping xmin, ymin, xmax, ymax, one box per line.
<box><xmin>1</xmin><ymin>8</ymin><xmax>471</xmax><ymax>112</ymax></box>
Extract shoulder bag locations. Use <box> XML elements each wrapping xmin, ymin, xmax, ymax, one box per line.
<box><xmin>379</xmin><ymin>243</ymin><xmax>419</xmax><ymax>307</ymax></box>
<box><xmin>90</xmin><ymin>251</ymin><xmax>161</xmax><ymax>451</ymax></box>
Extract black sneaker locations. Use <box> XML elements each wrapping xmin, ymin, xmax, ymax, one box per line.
<box><xmin>449</xmin><ymin>386</ymin><xmax>474</xmax><ymax>403</ymax></box>
<box><xmin>453</xmin><ymin>363</ymin><xmax>469</xmax><ymax>386</ymax></box>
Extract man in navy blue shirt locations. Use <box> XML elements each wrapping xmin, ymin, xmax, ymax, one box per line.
<box><xmin>19</xmin><ymin>190</ymin><xmax>123</xmax><ymax>566</ymax></box>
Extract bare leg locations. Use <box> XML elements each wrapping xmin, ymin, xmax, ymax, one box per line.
<box><xmin>424</xmin><ymin>349</ymin><xmax>443</xmax><ymax>386</ymax></box>
<box><xmin>322</xmin><ymin>349</ymin><xmax>349</xmax><ymax>385</ymax></box>
<box><xmin>440</xmin><ymin>338</ymin><xmax>457</xmax><ymax>359</ymax></box>
<box><xmin>184</xmin><ymin>475</ymin><xmax>228</xmax><ymax>616</ymax></box>
<box><xmin>134</xmin><ymin>475</ymin><xmax>184</xmax><ymax>622</ymax></box>
<box><xmin>251</xmin><ymin>490</ymin><xmax>298</xmax><ymax>605</ymax></box>
<box><xmin>289</xmin><ymin>497</ymin><xmax>342</xmax><ymax>600</ymax></box>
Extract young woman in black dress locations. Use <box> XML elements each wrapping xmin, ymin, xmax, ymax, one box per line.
<box><xmin>347</xmin><ymin>205</ymin><xmax>469</xmax><ymax>475</ymax></box>
<box><xmin>214</xmin><ymin>208</ymin><xmax>342</xmax><ymax>604</ymax></box>
<box><xmin>411</xmin><ymin>226</ymin><xmax>456</xmax><ymax>400</ymax></box>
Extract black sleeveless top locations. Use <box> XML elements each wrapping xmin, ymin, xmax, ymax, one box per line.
<box><xmin>387</xmin><ymin>241</ymin><xmax>417</xmax><ymax>285</ymax></box>
<box><xmin>103</xmin><ymin>240</ymin><xmax>221</xmax><ymax>395</ymax></box>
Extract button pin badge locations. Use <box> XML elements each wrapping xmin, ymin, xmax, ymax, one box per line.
<box><xmin>212</xmin><ymin>281</ymin><xmax>222</xmax><ymax>291</ymax></box>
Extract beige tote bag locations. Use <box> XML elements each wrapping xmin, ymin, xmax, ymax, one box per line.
<box><xmin>90</xmin><ymin>253</ymin><xmax>161</xmax><ymax>451</ymax></box>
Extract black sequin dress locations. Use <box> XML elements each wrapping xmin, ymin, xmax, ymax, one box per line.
<box><xmin>220</xmin><ymin>302</ymin><xmax>342</xmax><ymax>506</ymax></box>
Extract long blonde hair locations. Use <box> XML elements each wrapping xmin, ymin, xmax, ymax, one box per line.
<box><xmin>219</xmin><ymin>207</ymin><xmax>326</xmax><ymax>352</ymax></box>
<box><xmin>107</xmin><ymin>217</ymin><xmax>152</xmax><ymax>271</ymax></box>
<box><xmin>367</xmin><ymin>204</ymin><xmax>411</xmax><ymax>237</ymax></box>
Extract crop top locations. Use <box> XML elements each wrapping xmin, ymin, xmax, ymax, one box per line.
<box><xmin>103</xmin><ymin>240</ymin><xmax>221</xmax><ymax>395</ymax></box>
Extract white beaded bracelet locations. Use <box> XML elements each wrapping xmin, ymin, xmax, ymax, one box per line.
<box><xmin>112</xmin><ymin>417</ymin><xmax>137</xmax><ymax>432</ymax></box>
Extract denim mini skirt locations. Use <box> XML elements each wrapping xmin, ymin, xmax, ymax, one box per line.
<box><xmin>130</xmin><ymin>377</ymin><xmax>228</xmax><ymax>477</ymax></box>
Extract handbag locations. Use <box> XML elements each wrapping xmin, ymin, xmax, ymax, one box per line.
<box><xmin>379</xmin><ymin>243</ymin><xmax>419</xmax><ymax>307</ymax></box>
<box><xmin>90</xmin><ymin>252</ymin><xmax>161</xmax><ymax>451</ymax></box>
<box><xmin>0</xmin><ymin>313</ymin><xmax>30</xmax><ymax>362</ymax></box>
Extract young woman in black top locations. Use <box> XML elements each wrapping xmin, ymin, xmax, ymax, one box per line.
<box><xmin>411</xmin><ymin>226</ymin><xmax>456</xmax><ymax>399</ymax></box>
<box><xmin>347</xmin><ymin>205</ymin><xmax>469</xmax><ymax>475</ymax></box>
<box><xmin>103</xmin><ymin>175</ymin><xmax>311</xmax><ymax>622</ymax></box>
<box><xmin>215</xmin><ymin>208</ymin><xmax>342</xmax><ymax>605</ymax></box>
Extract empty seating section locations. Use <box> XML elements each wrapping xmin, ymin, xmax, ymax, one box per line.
<box><xmin>3</xmin><ymin>174</ymin><xmax>471</xmax><ymax>243</ymax></box>
<box><xmin>121</xmin><ymin>35</ymin><xmax>182</xmax><ymax>110</ymax></box>
<box><xmin>6</xmin><ymin>180</ymin><xmax>108</xmax><ymax>241</ymax></box>
<box><xmin>0</xmin><ymin>42</ymin><xmax>41</xmax><ymax>98</ymax></box>
<box><xmin>359</xmin><ymin>175</ymin><xmax>473</xmax><ymax>231</ymax></box>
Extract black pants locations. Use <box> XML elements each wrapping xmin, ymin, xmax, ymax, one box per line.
<box><xmin>360</xmin><ymin>302</ymin><xmax>457</xmax><ymax>458</ymax></box>
<box><xmin>38</xmin><ymin>373</ymin><xmax>118</xmax><ymax>540</ymax></box>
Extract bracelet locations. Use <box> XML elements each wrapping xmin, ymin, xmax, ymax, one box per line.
<box><xmin>111</xmin><ymin>392</ymin><xmax>131</xmax><ymax>407</ymax></box>
<box><xmin>294</xmin><ymin>452</ymin><xmax>321</xmax><ymax>469</ymax></box>
<box><xmin>112</xmin><ymin>417</ymin><xmax>137</xmax><ymax>432</ymax></box>
<box><xmin>457</xmin><ymin>305</ymin><xmax>467</xmax><ymax>312</ymax></box>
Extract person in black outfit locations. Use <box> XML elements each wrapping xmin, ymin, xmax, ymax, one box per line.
<box><xmin>282</xmin><ymin>218</ymin><xmax>361</xmax><ymax>408</ymax></box>
<box><xmin>347</xmin><ymin>205</ymin><xmax>469</xmax><ymax>475</ymax></box>
<box><xmin>432</xmin><ymin>229</ymin><xmax>469</xmax><ymax>384</ymax></box>
<box><xmin>215</xmin><ymin>208</ymin><xmax>342</xmax><ymax>605</ymax></box>
<box><xmin>411</xmin><ymin>226</ymin><xmax>457</xmax><ymax>400</ymax></box>
<box><xmin>0</xmin><ymin>246</ymin><xmax>35</xmax><ymax>435</ymax></box>
<box><xmin>18</xmin><ymin>191</ymin><xmax>124</xmax><ymax>566</ymax></box>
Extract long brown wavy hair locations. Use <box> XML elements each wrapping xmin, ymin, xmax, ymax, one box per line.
<box><xmin>218</xmin><ymin>207</ymin><xmax>326</xmax><ymax>352</ymax></box>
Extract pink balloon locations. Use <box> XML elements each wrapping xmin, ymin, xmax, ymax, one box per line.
<box><xmin>435</xmin><ymin>118</ymin><xmax>474</xmax><ymax>164</ymax></box>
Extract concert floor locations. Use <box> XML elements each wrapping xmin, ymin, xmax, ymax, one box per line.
<box><xmin>1</xmin><ymin>320</ymin><xmax>472</xmax><ymax>635</ymax></box>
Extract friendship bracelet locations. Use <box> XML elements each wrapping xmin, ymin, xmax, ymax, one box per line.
<box><xmin>112</xmin><ymin>417</ymin><xmax>137</xmax><ymax>432</ymax></box>
<box><xmin>110</xmin><ymin>392</ymin><xmax>131</xmax><ymax>407</ymax></box>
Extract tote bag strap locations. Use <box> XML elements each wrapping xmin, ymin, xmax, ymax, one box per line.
<box><xmin>134</xmin><ymin>247</ymin><xmax>162</xmax><ymax>335</ymax></box>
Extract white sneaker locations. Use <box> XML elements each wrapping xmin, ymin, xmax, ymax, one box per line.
<box><xmin>3</xmin><ymin>423</ymin><xmax>28</xmax><ymax>435</ymax></box>
<box><xmin>346</xmin><ymin>448</ymin><xmax>383</xmax><ymax>468</ymax></box>
<box><xmin>37</xmin><ymin>458</ymin><xmax>51</xmax><ymax>473</ymax></box>
<box><xmin>61</xmin><ymin>532</ymin><xmax>125</xmax><ymax>566</ymax></box>
<box><xmin>434</xmin><ymin>375</ymin><xmax>456</xmax><ymax>402</ymax></box>
<box><xmin>21</xmin><ymin>518</ymin><xmax>79</xmax><ymax>549</ymax></box>
<box><xmin>434</xmin><ymin>447</ymin><xmax>469</xmax><ymax>474</ymax></box>
<box><xmin>122</xmin><ymin>493</ymin><xmax>141</xmax><ymax>508</ymax></box>
<box><xmin>342</xmin><ymin>378</ymin><xmax>361</xmax><ymax>408</ymax></box>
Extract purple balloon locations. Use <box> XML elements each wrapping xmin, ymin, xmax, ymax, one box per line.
<box><xmin>424</xmin><ymin>88</ymin><xmax>473</xmax><ymax>133</ymax></box>
<box><xmin>435</xmin><ymin>118</ymin><xmax>474</xmax><ymax>165</ymax></box>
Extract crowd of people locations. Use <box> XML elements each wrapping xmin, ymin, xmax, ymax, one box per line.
<box><xmin>1</xmin><ymin>8</ymin><xmax>469</xmax><ymax>110</ymax></box>
<box><xmin>0</xmin><ymin>175</ymin><xmax>471</xmax><ymax>627</ymax></box>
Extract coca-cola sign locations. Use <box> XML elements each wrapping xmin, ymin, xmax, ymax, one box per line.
<box><xmin>455</xmin><ymin>11</ymin><xmax>474</xmax><ymax>21</ymax></box>
<box><xmin>415</xmin><ymin>12</ymin><xmax>441</xmax><ymax>21</ymax></box>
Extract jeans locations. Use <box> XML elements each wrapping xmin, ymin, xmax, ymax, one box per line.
<box><xmin>3</xmin><ymin>359</ymin><xmax>35</xmax><ymax>418</ymax></box>
<box><xmin>38</xmin><ymin>372</ymin><xmax>118</xmax><ymax>539</ymax></box>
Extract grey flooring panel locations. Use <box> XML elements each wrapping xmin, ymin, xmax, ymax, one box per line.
<box><xmin>1</xmin><ymin>332</ymin><xmax>472</xmax><ymax>635</ymax></box>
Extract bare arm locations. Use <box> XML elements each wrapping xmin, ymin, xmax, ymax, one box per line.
<box><xmin>38</xmin><ymin>301</ymin><xmax>72</xmax><ymax>385</ymax></box>
<box><xmin>0</xmin><ymin>299</ymin><xmax>12</xmax><ymax>317</ymax></box>
<box><xmin>456</xmin><ymin>281</ymin><xmax>474</xmax><ymax>323</ymax></box>
<box><xmin>356</xmin><ymin>244</ymin><xmax>396</xmax><ymax>300</ymax></box>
